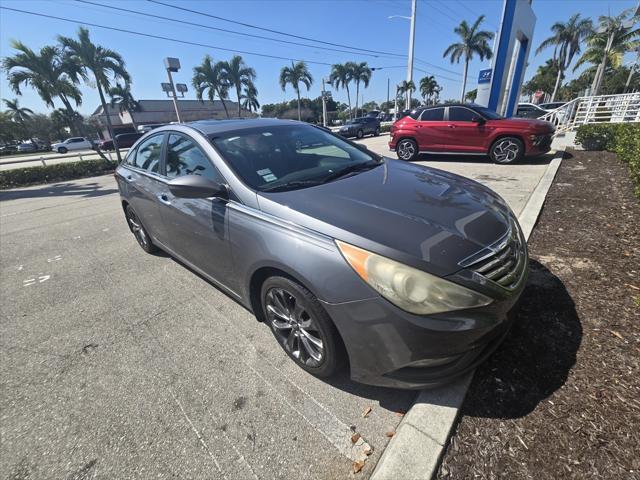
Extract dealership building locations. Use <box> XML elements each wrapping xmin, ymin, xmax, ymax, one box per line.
<box><xmin>91</xmin><ymin>99</ymin><xmax>256</xmax><ymax>139</ymax></box>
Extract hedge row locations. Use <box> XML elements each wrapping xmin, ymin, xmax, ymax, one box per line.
<box><xmin>575</xmin><ymin>123</ymin><xmax>640</xmax><ymax>198</ymax></box>
<box><xmin>0</xmin><ymin>158</ymin><xmax>117</xmax><ymax>190</ymax></box>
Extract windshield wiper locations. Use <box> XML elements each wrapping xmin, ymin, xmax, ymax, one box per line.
<box><xmin>321</xmin><ymin>161</ymin><xmax>381</xmax><ymax>183</ymax></box>
<box><xmin>261</xmin><ymin>180</ymin><xmax>323</xmax><ymax>192</ymax></box>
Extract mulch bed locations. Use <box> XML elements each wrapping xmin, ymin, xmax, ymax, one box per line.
<box><xmin>438</xmin><ymin>150</ymin><xmax>640</xmax><ymax>479</ymax></box>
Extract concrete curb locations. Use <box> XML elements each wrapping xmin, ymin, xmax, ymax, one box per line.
<box><xmin>370</xmin><ymin>149</ymin><xmax>566</xmax><ymax>480</ymax></box>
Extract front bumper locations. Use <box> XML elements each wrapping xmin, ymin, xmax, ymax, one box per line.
<box><xmin>321</xmin><ymin>266</ymin><xmax>527</xmax><ymax>389</ymax></box>
<box><xmin>525</xmin><ymin>132</ymin><xmax>554</xmax><ymax>156</ymax></box>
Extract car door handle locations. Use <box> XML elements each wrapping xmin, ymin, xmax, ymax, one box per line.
<box><xmin>157</xmin><ymin>194</ymin><xmax>171</xmax><ymax>205</ymax></box>
<box><xmin>447</xmin><ymin>124</ymin><xmax>456</xmax><ymax>128</ymax></box>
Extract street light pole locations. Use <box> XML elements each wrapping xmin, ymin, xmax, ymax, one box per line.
<box><xmin>164</xmin><ymin>57</ymin><xmax>183</xmax><ymax>123</ymax></box>
<box><xmin>321</xmin><ymin>77</ymin><xmax>328</xmax><ymax>127</ymax></box>
<box><xmin>406</xmin><ymin>0</ymin><xmax>417</xmax><ymax>110</ymax></box>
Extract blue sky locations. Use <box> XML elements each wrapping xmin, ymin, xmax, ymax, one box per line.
<box><xmin>0</xmin><ymin>0</ymin><xmax>637</xmax><ymax>114</ymax></box>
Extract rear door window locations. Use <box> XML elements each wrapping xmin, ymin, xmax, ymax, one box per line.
<box><xmin>131</xmin><ymin>134</ymin><xmax>163</xmax><ymax>173</ymax></box>
<box><xmin>419</xmin><ymin>108</ymin><xmax>444</xmax><ymax>121</ymax></box>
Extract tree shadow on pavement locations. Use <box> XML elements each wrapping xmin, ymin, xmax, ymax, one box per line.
<box><xmin>0</xmin><ymin>181</ymin><xmax>118</xmax><ymax>201</ymax></box>
<box><xmin>460</xmin><ymin>259</ymin><xmax>582</xmax><ymax>419</ymax></box>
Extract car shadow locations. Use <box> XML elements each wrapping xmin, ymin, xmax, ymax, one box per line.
<box><xmin>458</xmin><ymin>259</ymin><xmax>582</xmax><ymax>419</ymax></box>
<box><xmin>0</xmin><ymin>181</ymin><xmax>118</xmax><ymax>201</ymax></box>
<box><xmin>413</xmin><ymin>152</ymin><xmax>556</xmax><ymax>166</ymax></box>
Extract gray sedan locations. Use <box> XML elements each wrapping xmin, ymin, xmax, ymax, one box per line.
<box><xmin>115</xmin><ymin>118</ymin><xmax>527</xmax><ymax>389</ymax></box>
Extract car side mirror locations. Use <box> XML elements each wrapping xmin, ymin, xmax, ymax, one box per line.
<box><xmin>168</xmin><ymin>176</ymin><xmax>228</xmax><ymax>199</ymax></box>
<box><xmin>472</xmin><ymin>116</ymin><xmax>486</xmax><ymax>125</ymax></box>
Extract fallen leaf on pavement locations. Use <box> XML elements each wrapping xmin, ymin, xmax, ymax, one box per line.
<box><xmin>364</xmin><ymin>445</ymin><xmax>373</xmax><ymax>455</ymax></box>
<box><xmin>385</xmin><ymin>430</ymin><xmax>395</xmax><ymax>438</ymax></box>
<box><xmin>609</xmin><ymin>330</ymin><xmax>624</xmax><ymax>340</ymax></box>
<box><xmin>352</xmin><ymin>460</ymin><xmax>365</xmax><ymax>473</ymax></box>
<box><xmin>362</xmin><ymin>406</ymin><xmax>372</xmax><ymax>418</ymax></box>
<box><xmin>395</xmin><ymin>411</ymin><xmax>405</xmax><ymax>417</ymax></box>
<box><xmin>351</xmin><ymin>433</ymin><xmax>361</xmax><ymax>444</ymax></box>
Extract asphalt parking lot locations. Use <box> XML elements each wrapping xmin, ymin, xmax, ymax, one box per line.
<box><xmin>0</xmin><ymin>144</ymin><xmax>555</xmax><ymax>479</ymax></box>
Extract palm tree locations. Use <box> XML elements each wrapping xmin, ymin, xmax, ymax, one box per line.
<box><xmin>109</xmin><ymin>83</ymin><xmax>140</xmax><ymax>130</ymax></box>
<box><xmin>329</xmin><ymin>63</ymin><xmax>353</xmax><ymax>120</ymax></box>
<box><xmin>419</xmin><ymin>75</ymin><xmax>440</xmax><ymax>105</ymax></box>
<box><xmin>397</xmin><ymin>80</ymin><xmax>416</xmax><ymax>108</ymax></box>
<box><xmin>3</xmin><ymin>98</ymin><xmax>33</xmax><ymax>142</ymax></box>
<box><xmin>240</xmin><ymin>82</ymin><xmax>260</xmax><ymax>113</ymax></box>
<box><xmin>574</xmin><ymin>8</ymin><xmax>639</xmax><ymax>95</ymax></box>
<box><xmin>220</xmin><ymin>55</ymin><xmax>256</xmax><ymax>118</ymax></box>
<box><xmin>347</xmin><ymin>62</ymin><xmax>372</xmax><ymax>118</ymax></box>
<box><xmin>2</xmin><ymin>41</ymin><xmax>82</xmax><ymax>133</ymax></box>
<box><xmin>443</xmin><ymin>15</ymin><xmax>494</xmax><ymax>102</ymax></box>
<box><xmin>192</xmin><ymin>55</ymin><xmax>231</xmax><ymax>119</ymax></box>
<box><xmin>58</xmin><ymin>27</ymin><xmax>130</xmax><ymax>161</ymax></box>
<box><xmin>279</xmin><ymin>61</ymin><xmax>313</xmax><ymax>121</ymax></box>
<box><xmin>536</xmin><ymin>14</ymin><xmax>593</xmax><ymax>102</ymax></box>
<box><xmin>3</xmin><ymin>98</ymin><xmax>33</xmax><ymax>125</ymax></box>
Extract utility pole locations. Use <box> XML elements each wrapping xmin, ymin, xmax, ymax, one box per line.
<box><xmin>406</xmin><ymin>0</ymin><xmax>417</xmax><ymax>110</ymax></box>
<box><xmin>321</xmin><ymin>77</ymin><xmax>329</xmax><ymax>127</ymax></box>
<box><xmin>387</xmin><ymin>78</ymin><xmax>390</xmax><ymax>109</ymax></box>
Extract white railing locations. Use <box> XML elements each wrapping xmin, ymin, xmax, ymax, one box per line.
<box><xmin>539</xmin><ymin>92</ymin><xmax>640</xmax><ymax>133</ymax></box>
<box><xmin>0</xmin><ymin>149</ymin><xmax>129</xmax><ymax>171</ymax></box>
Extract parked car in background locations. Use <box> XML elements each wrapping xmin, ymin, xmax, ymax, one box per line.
<box><xmin>99</xmin><ymin>132</ymin><xmax>144</xmax><ymax>151</ymax></box>
<box><xmin>390</xmin><ymin>103</ymin><xmax>554</xmax><ymax>163</ymax></box>
<box><xmin>51</xmin><ymin>137</ymin><xmax>93</xmax><ymax>154</ymax></box>
<box><xmin>0</xmin><ymin>144</ymin><xmax>19</xmax><ymax>155</ymax></box>
<box><xmin>17</xmin><ymin>143</ymin><xmax>38</xmax><ymax>153</ymax></box>
<box><xmin>365</xmin><ymin>110</ymin><xmax>381</xmax><ymax>118</ymax></box>
<box><xmin>338</xmin><ymin>117</ymin><xmax>381</xmax><ymax>138</ymax></box>
<box><xmin>515</xmin><ymin>102</ymin><xmax>548</xmax><ymax>119</ymax></box>
<box><xmin>138</xmin><ymin>123</ymin><xmax>167</xmax><ymax>134</ymax></box>
<box><xmin>116</xmin><ymin>119</ymin><xmax>528</xmax><ymax>389</ymax></box>
<box><xmin>539</xmin><ymin>101</ymin><xmax>566</xmax><ymax>111</ymax></box>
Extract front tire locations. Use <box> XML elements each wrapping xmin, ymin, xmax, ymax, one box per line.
<box><xmin>57</xmin><ymin>147</ymin><xmax>68</xmax><ymax>154</ymax></box>
<box><xmin>356</xmin><ymin>129</ymin><xmax>364</xmax><ymax>139</ymax></box>
<box><xmin>125</xmin><ymin>205</ymin><xmax>158</xmax><ymax>253</ymax></box>
<box><xmin>489</xmin><ymin>137</ymin><xmax>524</xmax><ymax>164</ymax></box>
<box><xmin>396</xmin><ymin>138</ymin><xmax>419</xmax><ymax>161</ymax></box>
<box><xmin>261</xmin><ymin>276</ymin><xmax>344</xmax><ymax>378</ymax></box>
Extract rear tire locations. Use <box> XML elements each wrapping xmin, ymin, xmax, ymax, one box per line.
<box><xmin>261</xmin><ymin>276</ymin><xmax>345</xmax><ymax>378</ymax></box>
<box><xmin>125</xmin><ymin>205</ymin><xmax>158</xmax><ymax>253</ymax></box>
<box><xmin>489</xmin><ymin>137</ymin><xmax>524</xmax><ymax>164</ymax></box>
<box><xmin>356</xmin><ymin>129</ymin><xmax>364</xmax><ymax>139</ymax></box>
<box><xmin>396</xmin><ymin>138</ymin><xmax>419</xmax><ymax>161</ymax></box>
<box><xmin>373</xmin><ymin>127</ymin><xmax>380</xmax><ymax>137</ymax></box>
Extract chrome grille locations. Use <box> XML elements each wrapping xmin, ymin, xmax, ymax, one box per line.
<box><xmin>461</xmin><ymin>221</ymin><xmax>527</xmax><ymax>290</ymax></box>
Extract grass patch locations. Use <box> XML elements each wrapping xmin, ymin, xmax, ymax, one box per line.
<box><xmin>0</xmin><ymin>158</ymin><xmax>117</xmax><ymax>190</ymax></box>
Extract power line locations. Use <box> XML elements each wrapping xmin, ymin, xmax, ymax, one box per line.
<box><xmin>0</xmin><ymin>6</ymin><xmax>334</xmax><ymax>66</ymax></box>
<box><xmin>147</xmin><ymin>0</ymin><xmax>406</xmax><ymax>58</ymax></box>
<box><xmin>73</xmin><ymin>0</ymin><xmax>398</xmax><ymax>59</ymax></box>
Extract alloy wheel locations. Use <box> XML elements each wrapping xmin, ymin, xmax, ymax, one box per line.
<box><xmin>126</xmin><ymin>209</ymin><xmax>150</xmax><ymax>250</ymax></box>
<box><xmin>397</xmin><ymin>139</ymin><xmax>416</xmax><ymax>160</ymax></box>
<box><xmin>265</xmin><ymin>287</ymin><xmax>324</xmax><ymax>367</ymax></box>
<box><xmin>493</xmin><ymin>139</ymin><xmax>520</xmax><ymax>163</ymax></box>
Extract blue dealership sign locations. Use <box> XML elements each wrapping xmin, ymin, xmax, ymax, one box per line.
<box><xmin>478</xmin><ymin>69</ymin><xmax>492</xmax><ymax>84</ymax></box>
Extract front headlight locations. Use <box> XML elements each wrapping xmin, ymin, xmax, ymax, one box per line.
<box><xmin>336</xmin><ymin>241</ymin><xmax>492</xmax><ymax>315</ymax></box>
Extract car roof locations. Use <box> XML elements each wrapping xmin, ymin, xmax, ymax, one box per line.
<box><xmin>184</xmin><ymin>118</ymin><xmax>303</xmax><ymax>136</ymax></box>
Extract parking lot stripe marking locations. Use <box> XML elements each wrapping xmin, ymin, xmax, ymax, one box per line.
<box><xmin>169</xmin><ymin>388</ymin><xmax>227</xmax><ymax>478</ymax></box>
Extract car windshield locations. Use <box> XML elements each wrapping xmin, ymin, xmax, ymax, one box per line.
<box><xmin>346</xmin><ymin>118</ymin><xmax>365</xmax><ymax>124</ymax></box>
<box><xmin>471</xmin><ymin>105</ymin><xmax>504</xmax><ymax>120</ymax></box>
<box><xmin>210</xmin><ymin>125</ymin><xmax>382</xmax><ymax>192</ymax></box>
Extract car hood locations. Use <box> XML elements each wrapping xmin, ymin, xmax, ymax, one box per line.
<box><xmin>495</xmin><ymin>117</ymin><xmax>554</xmax><ymax>131</ymax></box>
<box><xmin>257</xmin><ymin>159</ymin><xmax>513</xmax><ymax>277</ymax></box>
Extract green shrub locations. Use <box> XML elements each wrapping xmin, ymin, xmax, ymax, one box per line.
<box><xmin>380</xmin><ymin>123</ymin><xmax>392</xmax><ymax>133</ymax></box>
<box><xmin>0</xmin><ymin>158</ymin><xmax>117</xmax><ymax>190</ymax></box>
<box><xmin>575</xmin><ymin>123</ymin><xmax>640</xmax><ymax>197</ymax></box>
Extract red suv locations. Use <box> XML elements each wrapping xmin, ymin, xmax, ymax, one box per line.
<box><xmin>389</xmin><ymin>104</ymin><xmax>554</xmax><ymax>164</ymax></box>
